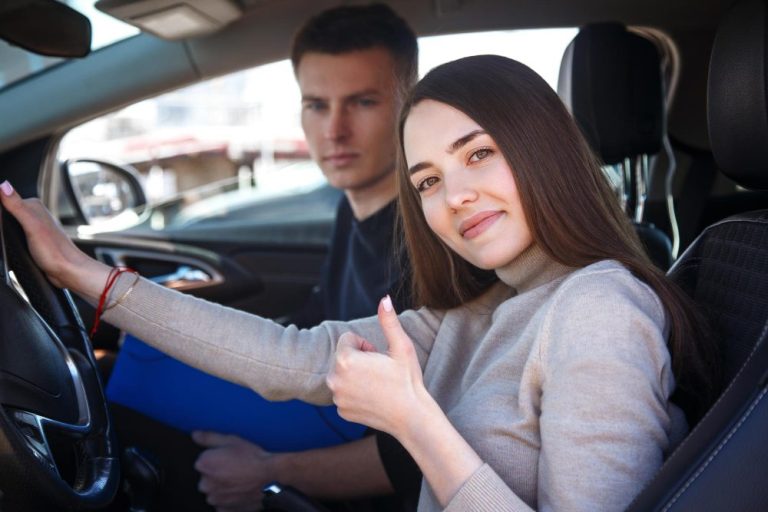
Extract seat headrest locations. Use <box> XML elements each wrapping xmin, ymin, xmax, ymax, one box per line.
<box><xmin>708</xmin><ymin>0</ymin><xmax>768</xmax><ymax>190</ymax></box>
<box><xmin>558</xmin><ymin>23</ymin><xmax>664</xmax><ymax>165</ymax></box>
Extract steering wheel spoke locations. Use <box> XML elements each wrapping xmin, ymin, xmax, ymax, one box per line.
<box><xmin>9</xmin><ymin>409</ymin><xmax>61</xmax><ymax>476</ymax></box>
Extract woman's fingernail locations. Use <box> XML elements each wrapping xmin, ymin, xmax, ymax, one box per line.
<box><xmin>0</xmin><ymin>181</ymin><xmax>13</xmax><ymax>196</ymax></box>
<box><xmin>382</xmin><ymin>295</ymin><xmax>393</xmax><ymax>312</ymax></box>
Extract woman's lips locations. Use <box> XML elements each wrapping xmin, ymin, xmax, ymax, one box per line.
<box><xmin>459</xmin><ymin>211</ymin><xmax>503</xmax><ymax>239</ymax></box>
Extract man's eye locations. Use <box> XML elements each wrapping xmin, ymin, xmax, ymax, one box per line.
<box><xmin>469</xmin><ymin>148</ymin><xmax>493</xmax><ymax>162</ymax></box>
<box><xmin>357</xmin><ymin>98</ymin><xmax>378</xmax><ymax>107</ymax></box>
<box><xmin>416</xmin><ymin>176</ymin><xmax>439</xmax><ymax>192</ymax></box>
<box><xmin>303</xmin><ymin>102</ymin><xmax>327</xmax><ymax>112</ymax></box>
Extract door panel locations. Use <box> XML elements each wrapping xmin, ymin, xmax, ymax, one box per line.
<box><xmin>72</xmin><ymin>219</ymin><xmax>333</xmax><ymax>351</ymax></box>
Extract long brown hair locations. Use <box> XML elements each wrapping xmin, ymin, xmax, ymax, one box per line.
<box><xmin>397</xmin><ymin>55</ymin><xmax>720</xmax><ymax>420</ymax></box>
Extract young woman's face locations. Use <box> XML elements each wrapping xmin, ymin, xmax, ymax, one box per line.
<box><xmin>403</xmin><ymin>100</ymin><xmax>533</xmax><ymax>270</ymax></box>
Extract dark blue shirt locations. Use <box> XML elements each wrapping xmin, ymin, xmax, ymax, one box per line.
<box><xmin>290</xmin><ymin>196</ymin><xmax>409</xmax><ymax>327</ymax></box>
<box><xmin>287</xmin><ymin>195</ymin><xmax>420</xmax><ymax>511</ymax></box>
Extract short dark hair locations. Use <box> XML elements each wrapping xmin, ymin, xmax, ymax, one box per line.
<box><xmin>291</xmin><ymin>3</ymin><xmax>418</xmax><ymax>85</ymax></box>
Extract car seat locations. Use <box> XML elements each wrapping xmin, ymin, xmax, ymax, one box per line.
<box><xmin>626</xmin><ymin>0</ymin><xmax>768</xmax><ymax>509</ymax></box>
<box><xmin>558</xmin><ymin>23</ymin><xmax>675</xmax><ymax>270</ymax></box>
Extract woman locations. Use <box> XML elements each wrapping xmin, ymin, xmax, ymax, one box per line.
<box><xmin>0</xmin><ymin>55</ymin><xmax>718</xmax><ymax>511</ymax></box>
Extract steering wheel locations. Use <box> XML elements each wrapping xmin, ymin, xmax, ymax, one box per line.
<box><xmin>0</xmin><ymin>208</ymin><xmax>119</xmax><ymax>510</ymax></box>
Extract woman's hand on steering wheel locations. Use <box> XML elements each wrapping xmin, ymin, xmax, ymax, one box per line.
<box><xmin>0</xmin><ymin>180</ymin><xmax>110</xmax><ymax>297</ymax></box>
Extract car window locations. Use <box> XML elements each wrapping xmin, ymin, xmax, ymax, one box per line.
<box><xmin>56</xmin><ymin>28</ymin><xmax>577</xmax><ymax>235</ymax></box>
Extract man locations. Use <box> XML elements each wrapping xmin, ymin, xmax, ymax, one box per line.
<box><xmin>190</xmin><ymin>5</ymin><xmax>421</xmax><ymax>511</ymax></box>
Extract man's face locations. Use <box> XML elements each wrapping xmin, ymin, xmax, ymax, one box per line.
<box><xmin>297</xmin><ymin>48</ymin><xmax>400</xmax><ymax>192</ymax></box>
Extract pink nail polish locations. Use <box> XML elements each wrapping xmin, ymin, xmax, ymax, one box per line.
<box><xmin>0</xmin><ymin>181</ymin><xmax>13</xmax><ymax>196</ymax></box>
<box><xmin>382</xmin><ymin>295</ymin><xmax>393</xmax><ymax>312</ymax></box>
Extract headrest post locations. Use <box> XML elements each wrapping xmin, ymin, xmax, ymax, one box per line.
<box><xmin>612</xmin><ymin>164</ymin><xmax>628</xmax><ymax>214</ymax></box>
<box><xmin>623</xmin><ymin>157</ymin><xmax>634</xmax><ymax>216</ymax></box>
<box><xmin>634</xmin><ymin>154</ymin><xmax>649</xmax><ymax>223</ymax></box>
<box><xmin>662</xmin><ymin>136</ymin><xmax>681</xmax><ymax>258</ymax></box>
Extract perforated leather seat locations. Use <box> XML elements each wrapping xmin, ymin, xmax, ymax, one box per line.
<box><xmin>627</xmin><ymin>0</ymin><xmax>768</xmax><ymax>509</ymax></box>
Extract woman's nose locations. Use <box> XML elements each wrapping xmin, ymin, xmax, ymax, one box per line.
<box><xmin>444</xmin><ymin>172</ymin><xmax>479</xmax><ymax>210</ymax></box>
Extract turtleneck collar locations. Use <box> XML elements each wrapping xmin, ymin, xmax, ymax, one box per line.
<box><xmin>494</xmin><ymin>243</ymin><xmax>574</xmax><ymax>294</ymax></box>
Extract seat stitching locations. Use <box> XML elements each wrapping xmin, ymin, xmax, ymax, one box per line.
<box><xmin>628</xmin><ymin>213</ymin><xmax>768</xmax><ymax>508</ymax></box>
<box><xmin>630</xmin><ymin>319</ymin><xmax>768</xmax><ymax>502</ymax></box>
<box><xmin>669</xmin><ymin>320</ymin><xmax>767</xmax><ymax>451</ymax></box>
<box><xmin>660</xmin><ymin>386</ymin><xmax>768</xmax><ymax>512</ymax></box>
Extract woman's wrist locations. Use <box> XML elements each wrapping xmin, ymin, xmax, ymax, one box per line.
<box><xmin>61</xmin><ymin>253</ymin><xmax>114</xmax><ymax>301</ymax></box>
<box><xmin>395</xmin><ymin>388</ymin><xmax>484</xmax><ymax>507</ymax></box>
<box><xmin>394</xmin><ymin>385</ymin><xmax>443</xmax><ymax>448</ymax></box>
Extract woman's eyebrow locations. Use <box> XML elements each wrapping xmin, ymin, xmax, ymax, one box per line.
<box><xmin>408</xmin><ymin>129</ymin><xmax>487</xmax><ymax>175</ymax></box>
<box><xmin>408</xmin><ymin>161</ymin><xmax>431</xmax><ymax>175</ymax></box>
<box><xmin>447</xmin><ymin>129</ymin><xmax>486</xmax><ymax>154</ymax></box>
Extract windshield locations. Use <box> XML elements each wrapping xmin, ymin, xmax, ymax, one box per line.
<box><xmin>0</xmin><ymin>0</ymin><xmax>139</xmax><ymax>90</ymax></box>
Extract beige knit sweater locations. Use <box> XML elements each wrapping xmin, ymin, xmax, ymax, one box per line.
<box><xmin>103</xmin><ymin>244</ymin><xmax>686</xmax><ymax>511</ymax></box>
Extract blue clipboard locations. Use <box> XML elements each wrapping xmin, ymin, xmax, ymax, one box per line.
<box><xmin>106</xmin><ymin>334</ymin><xmax>366</xmax><ymax>452</ymax></box>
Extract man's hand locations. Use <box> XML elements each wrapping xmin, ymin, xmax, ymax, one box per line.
<box><xmin>192</xmin><ymin>431</ymin><xmax>279</xmax><ymax>511</ymax></box>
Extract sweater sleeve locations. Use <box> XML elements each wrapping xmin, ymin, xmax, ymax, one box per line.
<box><xmin>444</xmin><ymin>464</ymin><xmax>533</xmax><ymax>511</ymax></box>
<box><xmin>101</xmin><ymin>275</ymin><xmax>442</xmax><ymax>405</ymax></box>
<box><xmin>535</xmin><ymin>269</ymin><xmax>678</xmax><ymax>511</ymax></box>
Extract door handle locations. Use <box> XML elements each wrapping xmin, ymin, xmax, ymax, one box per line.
<box><xmin>92</xmin><ymin>247</ymin><xmax>224</xmax><ymax>291</ymax></box>
<box><xmin>150</xmin><ymin>265</ymin><xmax>213</xmax><ymax>289</ymax></box>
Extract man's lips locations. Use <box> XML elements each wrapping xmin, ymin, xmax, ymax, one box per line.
<box><xmin>459</xmin><ymin>211</ymin><xmax>504</xmax><ymax>239</ymax></box>
<box><xmin>323</xmin><ymin>152</ymin><xmax>359</xmax><ymax>166</ymax></box>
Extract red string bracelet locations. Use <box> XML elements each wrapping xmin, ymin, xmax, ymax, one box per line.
<box><xmin>90</xmin><ymin>267</ymin><xmax>138</xmax><ymax>340</ymax></box>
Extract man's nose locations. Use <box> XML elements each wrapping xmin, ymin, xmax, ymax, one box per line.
<box><xmin>325</xmin><ymin>106</ymin><xmax>351</xmax><ymax>141</ymax></box>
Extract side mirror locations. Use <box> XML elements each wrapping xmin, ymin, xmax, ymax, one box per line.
<box><xmin>0</xmin><ymin>0</ymin><xmax>91</xmax><ymax>58</ymax></box>
<box><xmin>62</xmin><ymin>159</ymin><xmax>147</xmax><ymax>226</ymax></box>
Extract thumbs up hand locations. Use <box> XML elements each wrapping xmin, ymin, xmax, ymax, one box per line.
<box><xmin>326</xmin><ymin>296</ymin><xmax>429</xmax><ymax>437</ymax></box>
<box><xmin>329</xmin><ymin>297</ymin><xmax>483</xmax><ymax>504</ymax></box>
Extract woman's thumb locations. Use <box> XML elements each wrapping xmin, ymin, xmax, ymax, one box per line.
<box><xmin>378</xmin><ymin>295</ymin><xmax>414</xmax><ymax>359</ymax></box>
<box><xmin>1</xmin><ymin>181</ymin><xmax>39</xmax><ymax>232</ymax></box>
<box><xmin>0</xmin><ymin>181</ymin><xmax>22</xmax><ymax>215</ymax></box>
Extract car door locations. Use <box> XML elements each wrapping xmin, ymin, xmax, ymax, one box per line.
<box><xmin>50</xmin><ymin>59</ymin><xmax>341</xmax><ymax>350</ymax></box>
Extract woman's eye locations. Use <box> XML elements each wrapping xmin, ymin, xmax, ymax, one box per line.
<box><xmin>416</xmin><ymin>176</ymin><xmax>439</xmax><ymax>192</ymax></box>
<box><xmin>469</xmin><ymin>148</ymin><xmax>493</xmax><ymax>162</ymax></box>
